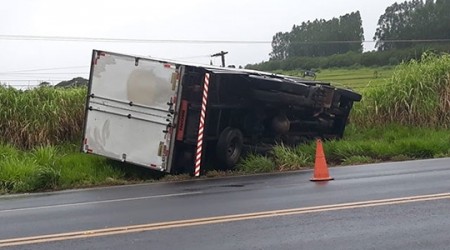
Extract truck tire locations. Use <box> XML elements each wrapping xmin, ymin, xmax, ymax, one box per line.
<box><xmin>216</xmin><ymin>127</ymin><xmax>243</xmax><ymax>170</ymax></box>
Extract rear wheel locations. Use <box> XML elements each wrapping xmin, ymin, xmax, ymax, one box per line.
<box><xmin>216</xmin><ymin>127</ymin><xmax>243</xmax><ymax>170</ymax></box>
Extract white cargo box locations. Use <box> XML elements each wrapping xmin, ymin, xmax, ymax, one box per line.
<box><xmin>82</xmin><ymin>51</ymin><xmax>181</xmax><ymax>172</ymax></box>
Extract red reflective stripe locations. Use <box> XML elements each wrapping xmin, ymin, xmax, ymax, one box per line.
<box><xmin>176</xmin><ymin>100</ymin><xmax>188</xmax><ymax>141</ymax></box>
<box><xmin>92</xmin><ymin>51</ymin><xmax>106</xmax><ymax>65</ymax></box>
<box><xmin>93</xmin><ymin>52</ymin><xmax>106</xmax><ymax>65</ymax></box>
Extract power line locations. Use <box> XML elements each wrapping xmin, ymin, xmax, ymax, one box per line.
<box><xmin>0</xmin><ymin>66</ymin><xmax>88</xmax><ymax>74</ymax></box>
<box><xmin>1</xmin><ymin>34</ymin><xmax>450</xmax><ymax>44</ymax></box>
<box><xmin>2</xmin><ymin>84</ymin><xmax>40</xmax><ymax>87</ymax></box>
<box><xmin>0</xmin><ymin>72</ymin><xmax>88</xmax><ymax>75</ymax></box>
<box><xmin>0</xmin><ymin>79</ymin><xmax>67</xmax><ymax>81</ymax></box>
<box><xmin>0</xmin><ymin>35</ymin><xmax>269</xmax><ymax>44</ymax></box>
<box><xmin>367</xmin><ymin>39</ymin><xmax>450</xmax><ymax>44</ymax></box>
<box><xmin>172</xmin><ymin>54</ymin><xmax>212</xmax><ymax>59</ymax></box>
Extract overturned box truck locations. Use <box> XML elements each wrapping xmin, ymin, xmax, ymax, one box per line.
<box><xmin>82</xmin><ymin>50</ymin><xmax>362</xmax><ymax>175</ymax></box>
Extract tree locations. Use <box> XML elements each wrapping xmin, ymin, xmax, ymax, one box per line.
<box><xmin>39</xmin><ymin>81</ymin><xmax>51</xmax><ymax>87</ymax></box>
<box><xmin>374</xmin><ymin>0</ymin><xmax>450</xmax><ymax>51</ymax></box>
<box><xmin>55</xmin><ymin>77</ymin><xmax>88</xmax><ymax>88</ymax></box>
<box><xmin>338</xmin><ymin>11</ymin><xmax>364</xmax><ymax>53</ymax></box>
<box><xmin>270</xmin><ymin>11</ymin><xmax>364</xmax><ymax>59</ymax></box>
<box><xmin>269</xmin><ymin>32</ymin><xmax>290</xmax><ymax>60</ymax></box>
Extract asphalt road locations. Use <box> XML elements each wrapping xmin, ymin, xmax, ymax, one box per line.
<box><xmin>1</xmin><ymin>158</ymin><xmax>450</xmax><ymax>249</ymax></box>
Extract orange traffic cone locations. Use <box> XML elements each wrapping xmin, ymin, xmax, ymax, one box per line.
<box><xmin>310</xmin><ymin>139</ymin><xmax>334</xmax><ymax>181</ymax></box>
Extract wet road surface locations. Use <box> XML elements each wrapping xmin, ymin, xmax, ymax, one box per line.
<box><xmin>1</xmin><ymin>158</ymin><xmax>450</xmax><ymax>249</ymax></box>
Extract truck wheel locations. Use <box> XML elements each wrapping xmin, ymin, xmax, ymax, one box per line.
<box><xmin>216</xmin><ymin>127</ymin><xmax>243</xmax><ymax>169</ymax></box>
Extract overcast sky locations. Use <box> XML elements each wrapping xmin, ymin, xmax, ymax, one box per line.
<box><xmin>0</xmin><ymin>0</ymin><xmax>398</xmax><ymax>87</ymax></box>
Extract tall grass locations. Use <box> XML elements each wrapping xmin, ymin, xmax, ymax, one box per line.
<box><xmin>353</xmin><ymin>53</ymin><xmax>450</xmax><ymax>127</ymax></box>
<box><xmin>237</xmin><ymin>124</ymin><xmax>450</xmax><ymax>174</ymax></box>
<box><xmin>272</xmin><ymin>144</ymin><xmax>312</xmax><ymax>171</ymax></box>
<box><xmin>237</xmin><ymin>154</ymin><xmax>275</xmax><ymax>173</ymax></box>
<box><xmin>0</xmin><ymin>144</ymin><xmax>129</xmax><ymax>194</ymax></box>
<box><xmin>0</xmin><ymin>86</ymin><xmax>85</xmax><ymax>149</ymax></box>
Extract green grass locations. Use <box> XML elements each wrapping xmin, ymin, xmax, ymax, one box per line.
<box><xmin>272</xmin><ymin>144</ymin><xmax>311</xmax><ymax>171</ymax></box>
<box><xmin>274</xmin><ymin>66</ymin><xmax>394</xmax><ymax>92</ymax></box>
<box><xmin>342</xmin><ymin>156</ymin><xmax>378</xmax><ymax>165</ymax></box>
<box><xmin>0</xmin><ymin>144</ymin><xmax>164</xmax><ymax>194</ymax></box>
<box><xmin>315</xmin><ymin>67</ymin><xmax>394</xmax><ymax>91</ymax></box>
<box><xmin>236</xmin><ymin>124</ymin><xmax>450</xmax><ymax>174</ymax></box>
<box><xmin>237</xmin><ymin>154</ymin><xmax>276</xmax><ymax>173</ymax></box>
<box><xmin>339</xmin><ymin>124</ymin><xmax>450</xmax><ymax>159</ymax></box>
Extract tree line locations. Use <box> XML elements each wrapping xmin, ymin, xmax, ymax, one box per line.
<box><xmin>374</xmin><ymin>0</ymin><xmax>450</xmax><ymax>51</ymax></box>
<box><xmin>270</xmin><ymin>11</ymin><xmax>363</xmax><ymax>60</ymax></box>
<box><xmin>247</xmin><ymin>45</ymin><xmax>449</xmax><ymax>71</ymax></box>
<box><xmin>261</xmin><ymin>0</ymin><xmax>450</xmax><ymax>69</ymax></box>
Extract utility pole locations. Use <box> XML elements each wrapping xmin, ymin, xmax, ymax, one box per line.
<box><xmin>211</xmin><ymin>51</ymin><xmax>228</xmax><ymax>67</ymax></box>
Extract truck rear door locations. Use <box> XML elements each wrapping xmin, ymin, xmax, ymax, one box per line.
<box><xmin>82</xmin><ymin>50</ymin><xmax>180</xmax><ymax>172</ymax></box>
